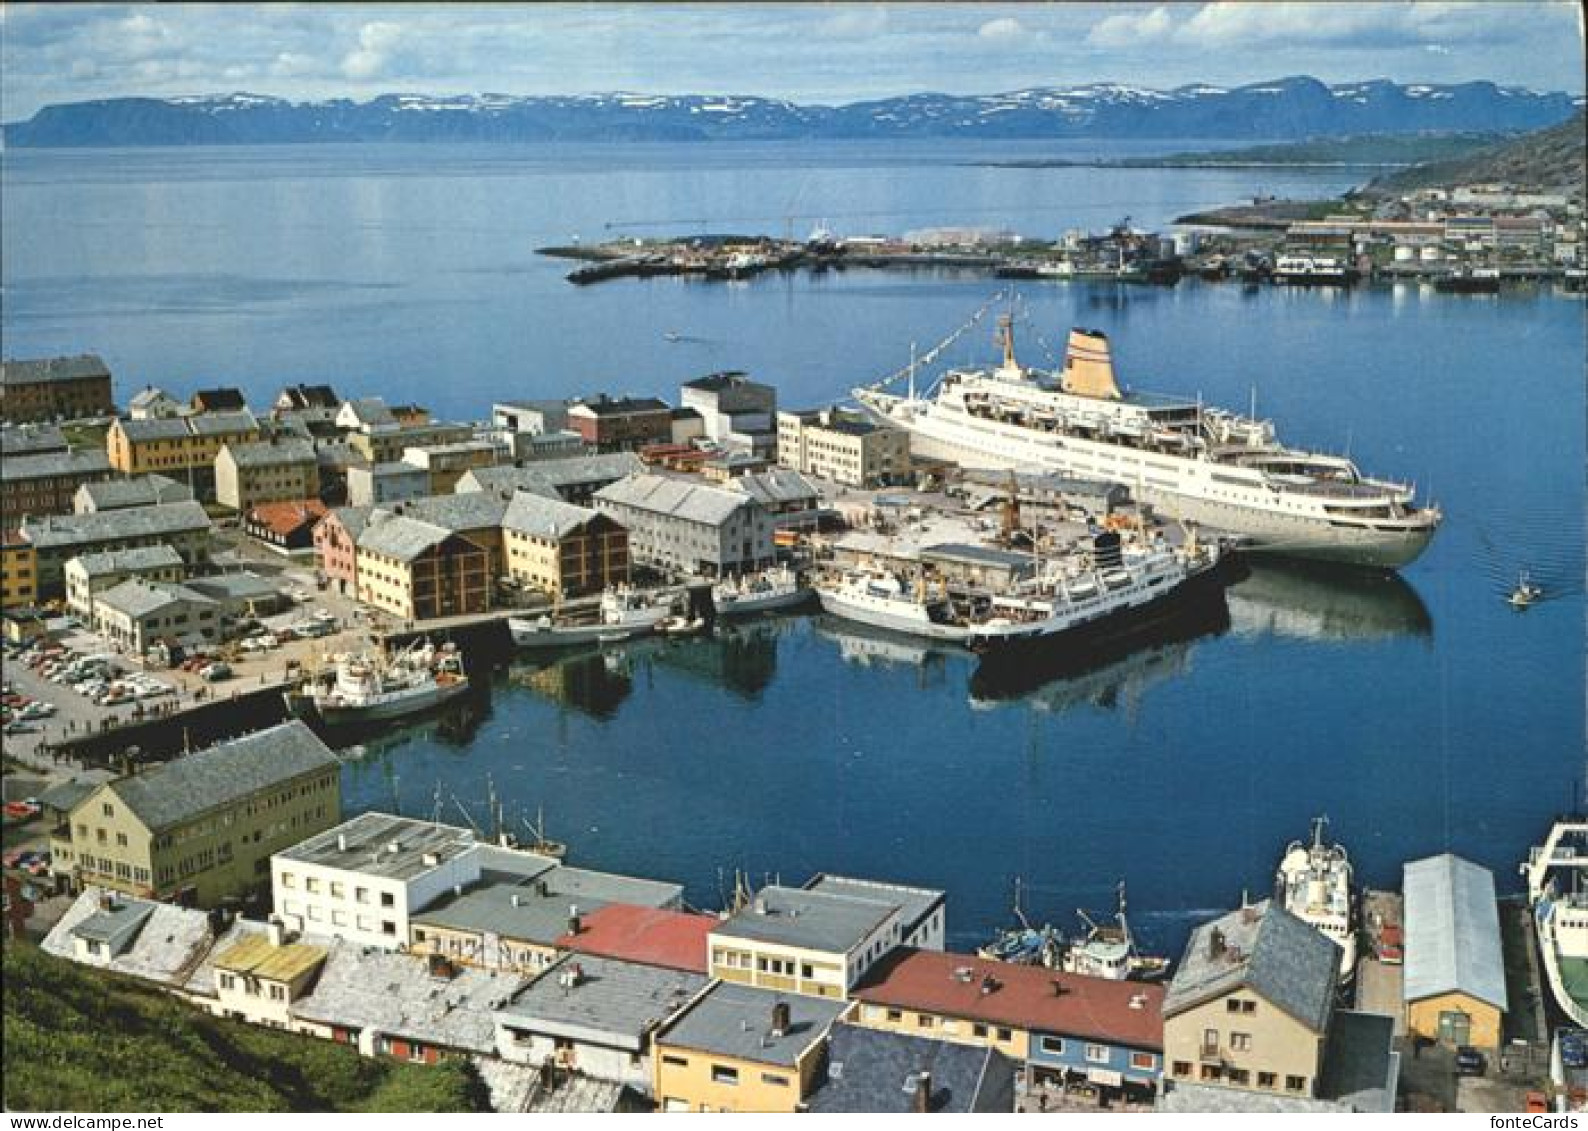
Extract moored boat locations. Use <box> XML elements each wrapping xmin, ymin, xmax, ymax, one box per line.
<box><xmin>1524</xmin><ymin>819</ymin><xmax>1588</xmax><ymax>1030</ymax></box>
<box><xmin>1276</xmin><ymin>816</ymin><xmax>1358</xmax><ymax>983</ymax></box>
<box><xmin>508</xmin><ymin>586</ymin><xmax>672</xmax><ymax>649</ymax></box>
<box><xmin>284</xmin><ymin>640</ymin><xmax>469</xmax><ymax>726</ymax></box>
<box><xmin>713</xmin><ymin>565</ymin><xmax>808</xmax><ymax>617</ymax></box>
<box><xmin>1054</xmin><ymin>882</ymin><xmax>1172</xmax><ymax>982</ymax></box>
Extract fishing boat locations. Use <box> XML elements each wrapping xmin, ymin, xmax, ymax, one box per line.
<box><xmin>284</xmin><ymin>639</ymin><xmax>469</xmax><ymax>726</ymax></box>
<box><xmin>1053</xmin><ymin>883</ymin><xmax>1172</xmax><ymax>982</ymax></box>
<box><xmin>656</xmin><ymin>614</ymin><xmax>708</xmax><ymax>638</ymax></box>
<box><xmin>713</xmin><ymin>565</ymin><xmax>807</xmax><ymax>617</ymax></box>
<box><xmin>1276</xmin><ymin>816</ymin><xmax>1358</xmax><ymax>983</ymax></box>
<box><xmin>1523</xmin><ymin>819</ymin><xmax>1588</xmax><ymax>1029</ymax></box>
<box><xmin>1510</xmin><ymin>572</ymin><xmax>1543</xmax><ymax>609</ymax></box>
<box><xmin>508</xmin><ymin>586</ymin><xmax>672</xmax><ymax>649</ymax></box>
<box><xmin>977</xmin><ymin>879</ymin><xmax>1061</xmax><ymax>966</ymax></box>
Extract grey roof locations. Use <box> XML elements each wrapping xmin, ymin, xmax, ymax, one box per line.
<box><xmin>277</xmin><ymin>812</ymin><xmax>483</xmax><ymax>882</ymax></box>
<box><xmin>401</xmin><ymin>490</ymin><xmax>509</xmax><ymax>532</ymax></box>
<box><xmin>115</xmin><ymin>417</ymin><xmax>191</xmax><ymax>443</ymax></box>
<box><xmin>41</xmin><ymin>888</ymin><xmax>216</xmax><ymax>987</ymax></box>
<box><xmin>920</xmin><ymin>543</ymin><xmax>1034</xmax><ymax>569</ymax></box>
<box><xmin>102</xmin><ymin>720</ymin><xmax>338</xmax><ymax>833</ymax></box>
<box><xmin>1164</xmin><ymin>900</ymin><xmax>1338</xmax><ymax>1033</ymax></box>
<box><xmin>290</xmin><ymin>941</ymin><xmax>525</xmax><ymax>1055</ymax></box>
<box><xmin>276</xmin><ymin>384</ymin><xmax>340</xmax><ymax>409</ymax></box>
<box><xmin>339</xmin><ymin>397</ymin><xmax>397</xmax><ymax>428</ymax></box>
<box><xmin>191</xmin><ymin>388</ymin><xmax>248</xmax><ymax>411</ymax></box>
<box><xmin>94</xmin><ymin>578</ymin><xmax>216</xmax><ymax>619</ymax></box>
<box><xmin>807</xmin><ymin>1023</ymin><xmax>1015</xmax><ymax>1114</ymax></box>
<box><xmin>497</xmin><ymin>954</ymin><xmax>707</xmax><ymax>1050</ymax></box>
<box><xmin>355</xmin><ymin>512</ymin><xmax>455</xmax><ymax>562</ymax></box>
<box><xmin>188</xmin><ymin>409</ymin><xmax>259</xmax><ymax>436</ymax></box>
<box><xmin>67</xmin><ymin>544</ymin><xmax>185</xmax><ymax>579</ymax></box>
<box><xmin>729</xmin><ymin>468</ymin><xmax>821</xmax><ymax>507</ymax></box>
<box><xmin>22</xmin><ymin>501</ymin><xmax>211</xmax><ymax>550</ymax></box>
<box><xmin>1402</xmin><ymin>853</ymin><xmax>1508</xmax><ymax>1010</ymax></box>
<box><xmin>75</xmin><ymin>475</ymin><xmax>192</xmax><ymax>511</ymax></box>
<box><xmin>1158</xmin><ymin>1083</ymin><xmax>1347</xmax><ymax>1114</ymax></box>
<box><xmin>73</xmin><ymin>900</ymin><xmax>156</xmax><ymax>949</ymax></box>
<box><xmin>2</xmin><ymin>448</ymin><xmax>113</xmax><ymax>483</ymax></box>
<box><xmin>327</xmin><ymin>504</ymin><xmax>376</xmax><ymax>540</ymax></box>
<box><xmin>220</xmin><ymin>437</ymin><xmax>316</xmax><ymax>467</ymax></box>
<box><xmin>364</xmin><ymin>461</ymin><xmax>430</xmax><ymax>480</ymax></box>
<box><xmin>413</xmin><ymin>865</ymin><xmax>680</xmax><ymax>945</ymax></box>
<box><xmin>185</xmin><ymin>572</ymin><xmax>283</xmax><ymax>602</ymax></box>
<box><xmin>2</xmin><ymin>355</ymin><xmax>109</xmax><ymax>386</ymax></box>
<box><xmin>0</xmin><ymin>422</ymin><xmax>68</xmax><ymax>455</ymax></box>
<box><xmin>713</xmin><ymin>884</ymin><xmax>898</xmax><ymax>954</ymax></box>
<box><xmin>460</xmin><ymin>453</ymin><xmax>645</xmax><ymax>497</ymax></box>
<box><xmin>682</xmin><ymin>371</ymin><xmax>764</xmax><ymax>393</ymax></box>
<box><xmin>502</xmin><ymin>491</ymin><xmax>602</xmax><ymax>539</ymax></box>
<box><xmin>804</xmin><ymin>875</ymin><xmax>944</xmax><ymax>940</ymax></box>
<box><xmin>1317</xmin><ymin>1010</ymin><xmax>1399</xmax><ymax>1113</ymax></box>
<box><xmin>37</xmin><ymin>778</ymin><xmax>99</xmax><ymax>814</ymax></box>
<box><xmin>572</xmin><ymin>396</ymin><xmax>669</xmax><ymax>417</ymax></box>
<box><xmin>659</xmin><ymin>981</ymin><xmax>846</xmax><ymax>1067</ymax></box>
<box><xmin>129</xmin><ymin>386</ymin><xmax>178</xmax><ymax>409</ymax></box>
<box><xmin>595</xmin><ymin>473</ymin><xmax>752</xmax><ymax>527</ymax></box>
<box><xmin>314</xmin><ymin>441</ymin><xmax>364</xmax><ymax>469</ymax></box>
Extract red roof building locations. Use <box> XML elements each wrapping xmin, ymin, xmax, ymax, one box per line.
<box><xmin>243</xmin><ymin>498</ymin><xmax>329</xmax><ymax>552</ymax></box>
<box><xmin>556</xmin><ymin>903</ymin><xmax>716</xmax><ymax>974</ymax></box>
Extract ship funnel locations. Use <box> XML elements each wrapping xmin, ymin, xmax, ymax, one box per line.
<box><xmin>1060</xmin><ymin>329</ymin><xmax>1122</xmax><ymax>401</ymax></box>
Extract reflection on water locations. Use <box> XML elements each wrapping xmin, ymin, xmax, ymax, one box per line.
<box><xmin>1226</xmin><ymin>560</ymin><xmax>1434</xmax><ymax>642</ymax></box>
<box><xmin>648</xmin><ymin>622</ymin><xmax>782</xmax><ymax>700</ymax></box>
<box><xmin>508</xmin><ymin>647</ymin><xmax>640</xmax><ymax>719</ymax></box>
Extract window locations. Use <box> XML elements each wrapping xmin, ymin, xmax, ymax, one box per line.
<box><xmin>1130</xmin><ymin>1052</ymin><xmax>1155</xmax><ymax>1072</ymax></box>
<box><xmin>1085</xmin><ymin>1044</ymin><xmax>1109</xmax><ymax>1064</ymax></box>
<box><xmin>1240</xmin><ymin>999</ymin><xmax>1256</xmax><ymax>1014</ymax></box>
<box><xmin>800</xmin><ymin>963</ymin><xmax>814</xmax><ymax>980</ymax></box>
<box><xmin>1040</xmin><ymin>1036</ymin><xmax>1065</xmax><ymax>1055</ymax></box>
<box><xmin>356</xmin><ymin>887</ymin><xmax>369</xmax><ymax>904</ymax></box>
<box><xmin>219</xmin><ymin>973</ymin><xmax>236</xmax><ymax>990</ymax></box>
<box><xmin>973</xmin><ymin>1024</ymin><xmax>989</xmax><ymax>1039</ymax></box>
<box><xmin>916</xmin><ymin>1015</ymin><xmax>934</xmax><ymax>1029</ymax></box>
<box><xmin>1285</xmin><ymin>1075</ymin><xmax>1306</xmax><ymax>1093</ymax></box>
<box><xmin>1230</xmin><ymin>1032</ymin><xmax>1252</xmax><ymax>1052</ymax></box>
<box><xmin>1226</xmin><ymin>999</ymin><xmax>1242</xmax><ymax>1013</ymax></box>
<box><xmin>115</xmin><ymin>832</ymin><xmax>128</xmax><ymax>847</ymax></box>
<box><xmin>760</xmin><ymin>1073</ymin><xmax>790</xmax><ymax>1088</ymax></box>
<box><xmin>710</xmin><ymin>1065</ymin><xmax>739</xmax><ymax>1086</ymax></box>
<box><xmin>886</xmin><ymin>1009</ymin><xmax>902</xmax><ymax>1023</ymax></box>
<box><xmin>305</xmin><ymin>877</ymin><xmax>321</xmax><ymax>894</ymax></box>
<box><xmin>996</xmin><ymin>1028</ymin><xmax>1012</xmax><ymax>1042</ymax></box>
<box><xmin>382</xmin><ymin>920</ymin><xmax>397</xmax><ymax>936</ymax></box>
<box><xmin>661</xmin><ymin>1055</ymin><xmax>689</xmax><ymax>1068</ymax></box>
<box><xmin>1258</xmin><ymin>1072</ymin><xmax>1278</xmax><ymax>1089</ymax></box>
<box><xmin>1227</xmin><ymin>1068</ymin><xmax>1250</xmax><ymax>1086</ymax></box>
<box><xmin>1172</xmin><ymin>1061</ymin><xmax>1192</xmax><ymax>1079</ymax></box>
<box><xmin>380</xmin><ymin>891</ymin><xmax>395</xmax><ymax>908</ymax></box>
<box><xmin>330</xmin><ymin>882</ymin><xmax>344</xmax><ymax>899</ymax></box>
<box><xmin>102</xmin><ymin>803</ymin><xmax>114</xmax><ymax>817</ymax></box>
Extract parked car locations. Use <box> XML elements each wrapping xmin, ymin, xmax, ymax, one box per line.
<box><xmin>1526</xmin><ymin>1091</ymin><xmax>1550</xmax><ymax>1113</ymax></box>
<box><xmin>200</xmin><ymin>662</ymin><xmax>232</xmax><ymax>682</ymax></box>
<box><xmin>1561</xmin><ymin>1030</ymin><xmax>1588</xmax><ymax>1070</ymax></box>
<box><xmin>1454</xmin><ymin>1047</ymin><xmax>1486</xmax><ymax>1076</ymax></box>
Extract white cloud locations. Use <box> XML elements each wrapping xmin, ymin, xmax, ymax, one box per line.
<box><xmin>1086</xmin><ymin>6</ymin><xmax>1174</xmax><ymax>49</ymax></box>
<box><xmin>978</xmin><ymin>17</ymin><xmax>1026</xmax><ymax>42</ymax></box>
<box><xmin>818</xmin><ymin>8</ymin><xmax>889</xmax><ymax>39</ymax></box>
<box><xmin>270</xmin><ymin>52</ymin><xmax>319</xmax><ymax>79</ymax></box>
<box><xmin>341</xmin><ymin>20</ymin><xmax>403</xmax><ymax>81</ymax></box>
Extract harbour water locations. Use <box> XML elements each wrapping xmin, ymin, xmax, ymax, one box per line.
<box><xmin>3</xmin><ymin>140</ymin><xmax>1582</xmax><ymax>957</ymax></box>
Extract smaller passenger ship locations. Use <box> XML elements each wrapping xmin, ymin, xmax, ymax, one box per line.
<box><xmin>1276</xmin><ymin>816</ymin><xmax>1358</xmax><ymax>983</ymax></box>
<box><xmin>285</xmin><ymin>640</ymin><xmax>469</xmax><ymax>726</ymax></box>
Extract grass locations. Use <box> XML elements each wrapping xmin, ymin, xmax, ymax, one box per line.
<box><xmin>2</xmin><ymin>942</ymin><xmax>491</xmax><ymax>1112</ymax></box>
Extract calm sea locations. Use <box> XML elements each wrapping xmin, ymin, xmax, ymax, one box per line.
<box><xmin>3</xmin><ymin>140</ymin><xmax>1582</xmax><ymax>955</ymax></box>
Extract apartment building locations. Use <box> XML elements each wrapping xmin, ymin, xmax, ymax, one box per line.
<box><xmin>74</xmin><ymin>474</ymin><xmax>193</xmax><ymax>514</ymax></box>
<box><xmin>214</xmin><ymin>437</ymin><xmax>320</xmax><ymax>511</ymax></box>
<box><xmin>1</xmin><ymin>531</ymin><xmax>37</xmax><ymax>611</ymax></box>
<box><xmin>2</xmin><ymin>449</ymin><xmax>115</xmax><ymax>518</ymax></box>
<box><xmin>64</xmin><ymin>545</ymin><xmax>186</xmax><ymax>618</ymax></box>
<box><xmin>90</xmin><ymin>578</ymin><xmax>221</xmax><ymax>655</ymax></box>
<box><xmin>567</xmin><ymin>396</ymin><xmax>673</xmax><ymax>452</ymax></box>
<box><xmin>501</xmin><ymin>490</ymin><xmax>629</xmax><ymax>600</ymax></box>
<box><xmin>20</xmin><ymin>501</ymin><xmax>212</xmax><ymax>597</ymax></box>
<box><xmin>1</xmin><ymin>355</ymin><xmax>115</xmax><ymax>423</ymax></box>
<box><xmin>777</xmin><ymin>407</ymin><xmax>911</xmax><ymax>488</ymax></box>
<box><xmin>593</xmin><ymin>473</ymin><xmax>775</xmax><ymax>577</ymax></box>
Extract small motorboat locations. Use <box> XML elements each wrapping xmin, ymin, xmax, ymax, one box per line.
<box><xmin>656</xmin><ymin>615</ymin><xmax>707</xmax><ymax>638</ymax></box>
<box><xmin>1509</xmin><ymin>572</ymin><xmax>1543</xmax><ymax>609</ymax></box>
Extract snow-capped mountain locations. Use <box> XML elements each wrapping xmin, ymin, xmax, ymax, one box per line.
<box><xmin>5</xmin><ymin>77</ymin><xmax>1580</xmax><ymax>146</ymax></box>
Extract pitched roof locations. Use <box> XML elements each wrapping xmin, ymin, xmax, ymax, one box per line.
<box><xmin>245</xmin><ymin>498</ymin><xmax>329</xmax><ymax>538</ymax></box>
<box><xmin>337</xmin><ymin>397</ymin><xmax>396</xmax><ymax>428</ymax></box>
<box><xmin>324</xmin><ymin>504</ymin><xmax>376</xmax><ymax>541</ymax></box>
<box><xmin>400</xmin><ymin>490</ymin><xmax>509</xmax><ymax>532</ymax></box>
<box><xmin>712</xmin><ymin>884</ymin><xmax>897</xmax><ymax>954</ymax></box>
<box><xmin>22</xmin><ymin>501</ymin><xmax>212</xmax><ymax>550</ymax></box>
<box><xmin>556</xmin><ymin>904</ymin><xmax>716</xmax><ymax>973</ymax></box>
<box><xmin>502</xmin><ymin>491</ymin><xmax>602</xmax><ymax>539</ymax></box>
<box><xmin>570</xmin><ymin>396</ymin><xmax>670</xmax><ymax>418</ymax></box>
<box><xmin>682</xmin><ymin>371</ymin><xmax>764</xmax><ymax>393</ymax></box>
<box><xmin>115</xmin><ymin>417</ymin><xmax>192</xmax><ymax>443</ymax></box>
<box><xmin>75</xmin><ymin>475</ymin><xmax>192</xmax><ymax>511</ymax></box>
<box><xmin>852</xmin><ymin>948</ymin><xmax>1164</xmax><ymax>1050</ymax></box>
<box><xmin>191</xmin><ymin>388</ymin><xmax>248</xmax><ymax>411</ymax></box>
<box><xmin>658</xmin><ymin>981</ymin><xmax>847</xmax><ymax>1067</ymax></box>
<box><xmin>129</xmin><ymin>386</ymin><xmax>179</xmax><ymax>409</ymax></box>
<box><xmin>220</xmin><ymin>437</ymin><xmax>316</xmax><ymax>467</ymax></box>
<box><xmin>66</xmin><ymin>544</ymin><xmax>185</xmax><ymax>579</ymax></box>
<box><xmin>355</xmin><ymin>512</ymin><xmax>456</xmax><ymax>562</ymax></box>
<box><xmin>0</xmin><ymin>422</ymin><xmax>68</xmax><ymax>455</ymax></box>
<box><xmin>93</xmin><ymin>578</ymin><xmax>215</xmax><ymax>619</ymax></box>
<box><xmin>275</xmin><ymin>384</ymin><xmax>339</xmax><ymax>410</ymax></box>
<box><xmin>1164</xmin><ymin>900</ymin><xmax>1338</xmax><ymax>1033</ymax></box>
<box><xmin>1</xmin><ymin>449</ymin><xmax>113</xmax><ymax>482</ymax></box>
<box><xmin>213</xmin><ymin>932</ymin><xmax>328</xmax><ymax>983</ymax></box>
<box><xmin>187</xmin><ymin>409</ymin><xmax>259</xmax><ymax>436</ymax></box>
<box><xmin>496</xmin><ymin>954</ymin><xmax>707</xmax><ymax>1049</ymax></box>
<box><xmin>100</xmin><ymin>720</ymin><xmax>337</xmax><ymax>833</ymax></box>
<box><xmin>729</xmin><ymin>468</ymin><xmax>821</xmax><ymax>507</ymax></box>
<box><xmin>2</xmin><ymin>355</ymin><xmax>109</xmax><ymax>386</ymax></box>
<box><xmin>1402</xmin><ymin>853</ymin><xmax>1507</xmax><ymax>1010</ymax></box>
<box><xmin>594</xmin><ymin>473</ymin><xmax>752</xmax><ymax>526</ymax></box>
<box><xmin>41</xmin><ymin>888</ymin><xmax>214</xmax><ymax>987</ymax></box>
<box><xmin>807</xmin><ymin>1022</ymin><xmax>1015</xmax><ymax>1113</ymax></box>
<box><xmin>460</xmin><ymin>453</ymin><xmax>644</xmax><ymax>497</ymax></box>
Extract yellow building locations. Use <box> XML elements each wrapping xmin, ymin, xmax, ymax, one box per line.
<box><xmin>502</xmin><ymin>490</ymin><xmax>628</xmax><ymax>600</ymax></box>
<box><xmin>1403</xmin><ymin>854</ymin><xmax>1508</xmax><ymax>1049</ymax></box>
<box><xmin>1</xmin><ymin>532</ymin><xmax>37</xmax><ymax>610</ymax></box>
<box><xmin>707</xmin><ymin>878</ymin><xmax>945</xmax><ymax>1000</ymax></box>
<box><xmin>107</xmin><ymin>410</ymin><xmax>261</xmax><ymax>480</ymax></box>
<box><xmin>652</xmin><ymin>982</ymin><xmax>848</xmax><ymax>1112</ymax></box>
<box><xmin>1162</xmin><ymin>901</ymin><xmax>1338</xmax><ymax>1097</ymax></box>
<box><xmin>49</xmin><ymin>721</ymin><xmax>341</xmax><ymax>908</ymax></box>
<box><xmin>345</xmin><ymin>421</ymin><xmax>472</xmax><ymax>465</ymax></box>
<box><xmin>211</xmin><ymin>923</ymin><xmax>330</xmax><ymax>1030</ymax></box>
<box><xmin>400</xmin><ymin>440</ymin><xmax>499</xmax><ymax>495</ymax></box>
<box><xmin>353</xmin><ymin>512</ymin><xmax>489</xmax><ymax>621</ymax></box>
<box><xmin>777</xmin><ymin>407</ymin><xmax>911</xmax><ymax>488</ymax></box>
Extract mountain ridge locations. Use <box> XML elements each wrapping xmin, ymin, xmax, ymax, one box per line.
<box><xmin>5</xmin><ymin>77</ymin><xmax>1582</xmax><ymax>146</ymax></box>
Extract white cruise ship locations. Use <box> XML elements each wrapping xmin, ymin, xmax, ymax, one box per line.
<box><xmin>1276</xmin><ymin>817</ymin><xmax>1358</xmax><ymax>983</ymax></box>
<box><xmin>1524</xmin><ymin>819</ymin><xmax>1588</xmax><ymax>1029</ymax></box>
<box><xmin>853</xmin><ymin>316</ymin><xmax>1440</xmax><ymax>569</ymax></box>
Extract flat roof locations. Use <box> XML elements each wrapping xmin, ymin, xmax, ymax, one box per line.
<box><xmin>712</xmin><ymin>884</ymin><xmax>898</xmax><ymax>955</ymax></box>
<box><xmin>658</xmin><ymin>981</ymin><xmax>847</xmax><ymax>1068</ymax></box>
<box><xmin>213</xmin><ymin>933</ymin><xmax>328</xmax><ymax>984</ymax></box>
<box><xmin>276</xmin><ymin>812</ymin><xmax>481</xmax><ymax>882</ymax></box>
<box><xmin>557</xmin><ymin>904</ymin><xmax>716</xmax><ymax>974</ymax></box>
<box><xmin>804</xmin><ymin>875</ymin><xmax>944</xmax><ymax>939</ymax></box>
<box><xmin>413</xmin><ymin>865</ymin><xmax>680</xmax><ymax>945</ymax></box>
<box><xmin>496</xmin><ymin>954</ymin><xmax>707</xmax><ymax>1050</ymax></box>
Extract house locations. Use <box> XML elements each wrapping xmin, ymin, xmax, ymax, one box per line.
<box><xmin>47</xmin><ymin>721</ymin><xmax>341</xmax><ymax>907</ymax></box>
<box><xmin>21</xmin><ymin>501</ymin><xmax>212</xmax><ymax>598</ymax></box>
<box><xmin>777</xmin><ymin>406</ymin><xmax>911</xmax><ymax>487</ymax></box>
<box><xmin>41</xmin><ymin>888</ymin><xmax>218</xmax><ymax>985</ymax></box>
<box><xmin>679</xmin><ymin>372</ymin><xmax>777</xmax><ymax>455</ymax></box>
<box><xmin>555</xmin><ymin>904</ymin><xmax>717</xmax><ymax>974</ymax></box>
<box><xmin>64</xmin><ymin>544</ymin><xmax>186</xmax><ymax>619</ymax></box>
<box><xmin>107</xmin><ymin>410</ymin><xmax>261</xmax><ymax>495</ymax></box>
<box><xmin>242</xmin><ymin>499</ymin><xmax>329</xmax><ymax>554</ymax></box>
<box><xmin>312</xmin><ymin>505</ymin><xmax>371</xmax><ymax>596</ymax></box>
<box><xmin>128</xmin><ymin>386</ymin><xmax>185</xmax><ymax>420</ymax></box>
<box><xmin>73</xmin><ymin>474</ymin><xmax>193</xmax><ymax>514</ymax></box>
<box><xmin>708</xmin><ymin>877</ymin><xmax>945</xmax><ymax>1000</ymax></box>
<box><xmin>1</xmin><ymin>355</ymin><xmax>115</xmax><ymax>423</ymax></box>
<box><xmin>2</xmin><ymin>448</ymin><xmax>115</xmax><ymax>517</ymax></box>
<box><xmin>493</xmin><ymin>399</ymin><xmax>571</xmax><ymax>436</ymax></box>
<box><xmin>1</xmin><ymin>530</ymin><xmax>37</xmax><ymax>611</ymax></box>
<box><xmin>345</xmin><ymin>420</ymin><xmax>473</xmax><ymax>465</ymax></box>
<box><xmin>354</xmin><ymin>511</ymin><xmax>490</xmax><ymax>621</ymax></box>
<box><xmin>190</xmin><ymin>388</ymin><xmax>248</xmax><ymax>413</ymax></box>
<box><xmin>567</xmin><ymin>396</ymin><xmax>673</xmax><ymax>452</ymax></box>
<box><xmin>457</xmin><ymin>452</ymin><xmax>646</xmax><ymax>505</ymax></box>
<box><xmin>594</xmin><ymin>473</ymin><xmax>775</xmax><ymax>578</ymax></box>
<box><xmin>400</xmin><ymin>440</ymin><xmax>500</xmax><ymax>494</ymax></box>
<box><xmin>274</xmin><ymin>384</ymin><xmax>340</xmax><ymax>413</ymax></box>
<box><xmin>346</xmin><ymin>461</ymin><xmax>430</xmax><ymax>507</ymax></box>
<box><xmin>1402</xmin><ymin>854</ymin><xmax>1508</xmax><ymax>1049</ymax></box>
<box><xmin>849</xmin><ymin>947</ymin><xmax>1163</xmax><ymax>1102</ymax></box>
<box><xmin>805</xmin><ymin>1022</ymin><xmax>1016</xmax><ymax>1113</ymax></box>
<box><xmin>90</xmin><ymin>578</ymin><xmax>219</xmax><ymax>654</ymax></box>
<box><xmin>494</xmin><ymin>954</ymin><xmax>709</xmax><ymax>1094</ymax></box>
<box><xmin>727</xmin><ymin>468</ymin><xmax>823</xmax><ymax>529</ymax></box>
<box><xmin>651</xmin><ymin>981</ymin><xmax>848</xmax><ymax>1112</ymax></box>
<box><xmin>209</xmin><ymin>920</ymin><xmax>331</xmax><ymax>1030</ymax></box>
<box><xmin>1161</xmin><ymin>900</ymin><xmax>1338</xmax><ymax>1099</ymax></box>
<box><xmin>0</xmin><ymin>421</ymin><xmax>69</xmax><ymax>456</ymax></box>
<box><xmin>501</xmin><ymin>490</ymin><xmax>629</xmax><ymax>600</ymax></box>
<box><xmin>214</xmin><ymin>437</ymin><xmax>320</xmax><ymax>511</ymax></box>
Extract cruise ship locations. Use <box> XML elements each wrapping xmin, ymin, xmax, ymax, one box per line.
<box><xmin>852</xmin><ymin>316</ymin><xmax>1441</xmax><ymax>569</ymax></box>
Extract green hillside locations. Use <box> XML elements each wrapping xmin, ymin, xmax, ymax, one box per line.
<box><xmin>1363</xmin><ymin>111</ymin><xmax>1586</xmax><ymax>195</ymax></box>
<box><xmin>2</xmin><ymin>943</ymin><xmax>490</xmax><ymax>1113</ymax></box>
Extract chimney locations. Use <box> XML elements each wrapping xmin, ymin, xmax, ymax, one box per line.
<box><xmin>337</xmin><ymin>833</ymin><xmax>347</xmax><ymax>852</ymax></box>
<box><xmin>913</xmin><ymin>1071</ymin><xmax>932</xmax><ymax>1114</ymax></box>
<box><xmin>511</xmin><ymin>893</ymin><xmax>522</xmax><ymax>908</ymax></box>
<box><xmin>770</xmin><ymin>1001</ymin><xmax>791</xmax><ymax>1037</ymax></box>
<box><xmin>1050</xmin><ymin>979</ymin><xmax>1069</xmax><ymax>997</ymax></box>
<box><xmin>1209</xmin><ymin>927</ymin><xmax>1227</xmax><ymax>959</ymax></box>
<box><xmin>567</xmin><ymin>905</ymin><xmax>581</xmax><ymax>936</ymax></box>
<box><xmin>266</xmin><ymin>916</ymin><xmax>286</xmax><ymax>947</ymax></box>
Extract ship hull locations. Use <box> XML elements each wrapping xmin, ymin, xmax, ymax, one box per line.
<box><xmin>287</xmin><ymin>677</ymin><xmax>470</xmax><ymax>726</ymax></box>
<box><xmin>880</xmin><ymin>413</ymin><xmax>1435</xmax><ymax>571</ymax></box>
<box><xmin>815</xmin><ymin>590</ymin><xmax>970</xmax><ymax>642</ymax></box>
<box><xmin>715</xmin><ymin>587</ymin><xmax>811</xmax><ymax>617</ymax></box>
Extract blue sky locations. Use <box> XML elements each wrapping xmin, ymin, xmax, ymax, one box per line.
<box><xmin>2</xmin><ymin>2</ymin><xmax>1583</xmax><ymax>119</ymax></box>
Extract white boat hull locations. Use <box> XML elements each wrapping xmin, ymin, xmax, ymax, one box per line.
<box><xmin>291</xmin><ymin>676</ymin><xmax>470</xmax><ymax>726</ymax></box>
<box><xmin>715</xmin><ymin>587</ymin><xmax>809</xmax><ymax>617</ymax></box>
<box><xmin>815</xmin><ymin>589</ymin><xmax>970</xmax><ymax>642</ymax></box>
